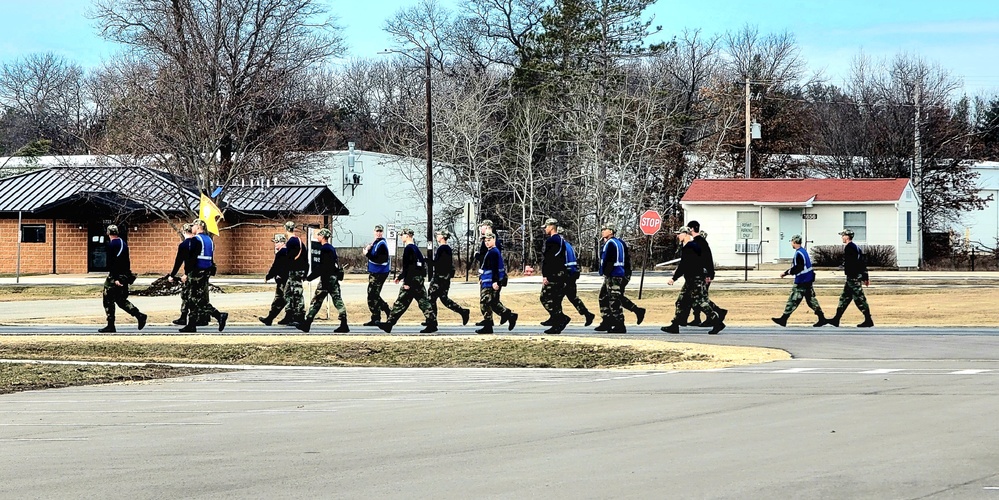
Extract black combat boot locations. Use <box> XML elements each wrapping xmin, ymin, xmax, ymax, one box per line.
<box><xmin>179</xmin><ymin>318</ymin><xmax>197</xmax><ymax>333</ymax></box>
<box><xmin>377</xmin><ymin>319</ymin><xmax>396</xmax><ymax>333</ymax></box>
<box><xmin>583</xmin><ymin>312</ymin><xmax>595</xmax><ymax>327</ymax></box>
<box><xmin>708</xmin><ymin>314</ymin><xmax>726</xmax><ymax>335</ymax></box>
<box><xmin>544</xmin><ymin>314</ymin><xmax>570</xmax><ymax>335</ymax></box>
<box><xmin>828</xmin><ymin>307</ymin><xmax>846</xmax><ymax>327</ymax></box>
<box><xmin>137</xmin><ymin>313</ymin><xmax>148</xmax><ymax>331</ymax></box>
<box><xmin>505</xmin><ymin>312</ymin><xmax>518</xmax><ymax>331</ymax></box>
<box><xmin>420</xmin><ymin>319</ymin><xmax>438</xmax><ymax>334</ymax></box>
<box><xmin>717</xmin><ymin>308</ymin><xmax>729</xmax><ymax>323</ymax></box>
<box><xmin>475</xmin><ymin>320</ymin><xmax>494</xmax><ymax>334</ymax></box>
<box><xmin>688</xmin><ymin>314</ymin><xmax>702</xmax><ymax>327</ymax></box>
<box><xmin>296</xmin><ymin>317</ymin><xmax>313</xmax><ymax>333</ymax></box>
<box><xmin>475</xmin><ymin>319</ymin><xmax>487</xmax><ymax>326</ymax></box>
<box><xmin>172</xmin><ymin>312</ymin><xmax>188</xmax><ymax>326</ymax></box>
<box><xmin>278</xmin><ymin>314</ymin><xmax>295</xmax><ymax>325</ymax></box>
<box><xmin>459</xmin><ymin>308</ymin><xmax>470</xmax><ymax>326</ymax></box>
<box><xmin>771</xmin><ymin>314</ymin><xmax>790</xmax><ymax>327</ymax></box>
<box><xmin>333</xmin><ymin>316</ymin><xmax>350</xmax><ymax>333</ymax></box>
<box><xmin>634</xmin><ymin>307</ymin><xmax>646</xmax><ymax>325</ymax></box>
<box><xmin>607</xmin><ymin>319</ymin><xmax>627</xmax><ymax>334</ymax></box>
<box><xmin>258</xmin><ymin>314</ymin><xmax>275</xmax><ymax>326</ymax></box>
<box><xmin>813</xmin><ymin>312</ymin><xmax>828</xmax><ymax>327</ymax></box>
<box><xmin>661</xmin><ymin>322</ymin><xmax>680</xmax><ymax>334</ymax></box>
<box><xmin>594</xmin><ymin>319</ymin><xmax>609</xmax><ymax>332</ymax></box>
<box><xmin>216</xmin><ymin>312</ymin><xmax>228</xmax><ymax>332</ymax></box>
<box><xmin>540</xmin><ymin>315</ymin><xmax>555</xmax><ymax>326</ymax></box>
<box><xmin>98</xmin><ymin>321</ymin><xmax>116</xmax><ymax>333</ymax></box>
<box><xmin>857</xmin><ymin>313</ymin><xmax>874</xmax><ymax>328</ymax></box>
<box><xmin>362</xmin><ymin>316</ymin><xmax>380</xmax><ymax>327</ymax></box>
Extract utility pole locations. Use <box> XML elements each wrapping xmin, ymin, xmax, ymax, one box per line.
<box><xmin>914</xmin><ymin>81</ymin><xmax>923</xmax><ymax>269</ymax></box>
<box><xmin>745</xmin><ymin>78</ymin><xmax>751</xmax><ymax>178</ymax></box>
<box><xmin>424</xmin><ymin>46</ymin><xmax>434</xmax><ymax>276</ymax></box>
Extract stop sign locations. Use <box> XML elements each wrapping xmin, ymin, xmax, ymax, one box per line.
<box><xmin>639</xmin><ymin>210</ymin><xmax>662</xmax><ymax>236</ymax></box>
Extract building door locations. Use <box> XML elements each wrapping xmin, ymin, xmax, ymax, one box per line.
<box><xmin>778</xmin><ymin>209</ymin><xmax>803</xmax><ymax>259</ymax></box>
<box><xmin>88</xmin><ymin>224</ymin><xmax>109</xmax><ymax>273</ymax></box>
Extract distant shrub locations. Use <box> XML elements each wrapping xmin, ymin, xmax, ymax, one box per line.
<box><xmin>809</xmin><ymin>244</ymin><xmax>896</xmax><ymax>268</ymax></box>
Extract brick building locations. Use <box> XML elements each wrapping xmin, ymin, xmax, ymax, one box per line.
<box><xmin>0</xmin><ymin>166</ymin><xmax>347</xmax><ymax>275</ymax></box>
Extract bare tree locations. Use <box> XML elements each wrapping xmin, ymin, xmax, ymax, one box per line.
<box><xmin>0</xmin><ymin>53</ymin><xmax>89</xmax><ymax>155</ymax></box>
<box><xmin>88</xmin><ymin>0</ymin><xmax>346</xmax><ymax>216</ymax></box>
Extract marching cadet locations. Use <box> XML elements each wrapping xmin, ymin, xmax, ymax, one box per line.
<box><xmin>180</xmin><ymin>219</ymin><xmax>228</xmax><ymax>332</ymax></box>
<box><xmin>687</xmin><ymin>221</ymin><xmax>726</xmax><ymax>327</ymax></box>
<box><xmin>363</xmin><ymin>224</ymin><xmax>392</xmax><ymax>326</ymax></box>
<box><xmin>472</xmin><ymin>219</ymin><xmax>501</xmax><ymax>267</ymax></box>
<box><xmin>258</xmin><ymin>233</ymin><xmax>289</xmax><ymax>326</ymax></box>
<box><xmin>167</xmin><ymin>223</ymin><xmax>194</xmax><ymax>326</ymax></box>
<box><xmin>773</xmin><ymin>234</ymin><xmax>828</xmax><ymax>327</ymax></box>
<box><xmin>661</xmin><ymin>226</ymin><xmax>725</xmax><ymax>335</ymax></box>
<box><xmin>828</xmin><ymin>228</ymin><xmax>874</xmax><ymax>328</ymax></box>
<box><xmin>618</xmin><ymin>236</ymin><xmax>647</xmax><ymax>326</ymax></box>
<box><xmin>298</xmin><ymin>228</ymin><xmax>349</xmax><ymax>333</ymax></box>
<box><xmin>596</xmin><ymin>223</ymin><xmax>628</xmax><ymax>333</ymax></box>
<box><xmin>428</xmin><ymin>229</ymin><xmax>471</xmax><ymax>325</ymax></box>
<box><xmin>477</xmin><ymin>232</ymin><xmax>518</xmax><ymax>334</ymax></box>
<box><xmin>378</xmin><ymin>229</ymin><xmax>437</xmax><ymax>333</ymax></box>
<box><xmin>546</xmin><ymin>226</ymin><xmax>595</xmax><ymax>326</ymax></box>
<box><xmin>539</xmin><ymin>218</ymin><xmax>570</xmax><ymax>334</ymax></box>
<box><xmin>281</xmin><ymin>221</ymin><xmax>309</xmax><ymax>326</ymax></box>
<box><xmin>99</xmin><ymin>224</ymin><xmax>147</xmax><ymax>333</ymax></box>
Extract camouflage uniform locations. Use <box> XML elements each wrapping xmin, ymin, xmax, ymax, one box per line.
<box><xmin>564</xmin><ymin>276</ymin><xmax>591</xmax><ymax>316</ymax></box>
<box><xmin>837</xmin><ymin>278</ymin><xmax>870</xmax><ymax>315</ymax></box>
<box><xmin>103</xmin><ymin>275</ymin><xmax>142</xmax><ymax>324</ymax></box>
<box><xmin>307</xmin><ymin>276</ymin><xmax>347</xmax><ymax>321</ymax></box>
<box><xmin>188</xmin><ymin>270</ymin><xmax>222</xmax><ymax>321</ymax></box>
<box><xmin>598</xmin><ymin>276</ymin><xmax>626</xmax><ymax>324</ymax></box>
<box><xmin>674</xmin><ymin>280</ymin><xmax>715</xmax><ymax>320</ymax></box>
<box><xmin>428</xmin><ymin>277</ymin><xmax>464</xmax><ymax>317</ymax></box>
<box><xmin>367</xmin><ymin>273</ymin><xmax>391</xmax><ymax>320</ymax></box>
<box><xmin>268</xmin><ymin>278</ymin><xmax>287</xmax><ymax>318</ymax></box>
<box><xmin>784</xmin><ymin>283</ymin><xmax>824</xmax><ymax>316</ymax></box>
<box><xmin>480</xmin><ymin>287</ymin><xmax>511</xmax><ymax>322</ymax></box>
<box><xmin>387</xmin><ymin>275</ymin><xmax>436</xmax><ymax>323</ymax></box>
<box><xmin>283</xmin><ymin>271</ymin><xmax>306</xmax><ymax>319</ymax></box>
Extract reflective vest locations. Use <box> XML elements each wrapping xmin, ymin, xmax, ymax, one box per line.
<box><xmin>600</xmin><ymin>238</ymin><xmax>626</xmax><ymax>277</ymax></box>
<box><xmin>793</xmin><ymin>246</ymin><xmax>815</xmax><ymax>284</ymax></box>
<box><xmin>195</xmin><ymin>234</ymin><xmax>214</xmax><ymax>269</ymax></box>
<box><xmin>367</xmin><ymin>239</ymin><xmax>390</xmax><ymax>274</ymax></box>
<box><xmin>563</xmin><ymin>240</ymin><xmax>579</xmax><ymax>276</ymax></box>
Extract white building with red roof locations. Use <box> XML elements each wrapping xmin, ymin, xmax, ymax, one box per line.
<box><xmin>680</xmin><ymin>178</ymin><xmax>920</xmax><ymax>268</ymax></box>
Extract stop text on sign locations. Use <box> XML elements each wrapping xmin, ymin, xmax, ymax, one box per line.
<box><xmin>639</xmin><ymin>209</ymin><xmax>662</xmax><ymax>236</ymax></box>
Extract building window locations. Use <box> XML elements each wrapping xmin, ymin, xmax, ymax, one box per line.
<box><xmin>21</xmin><ymin>224</ymin><xmax>46</xmax><ymax>243</ymax></box>
<box><xmin>843</xmin><ymin>211</ymin><xmax>867</xmax><ymax>241</ymax></box>
<box><xmin>906</xmin><ymin>211</ymin><xmax>912</xmax><ymax>243</ymax></box>
<box><xmin>735</xmin><ymin>211</ymin><xmax>760</xmax><ymax>241</ymax></box>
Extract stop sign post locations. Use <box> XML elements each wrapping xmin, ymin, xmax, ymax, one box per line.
<box><xmin>637</xmin><ymin>209</ymin><xmax>662</xmax><ymax>298</ymax></box>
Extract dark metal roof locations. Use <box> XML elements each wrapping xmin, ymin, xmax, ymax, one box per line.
<box><xmin>0</xmin><ymin>166</ymin><xmax>347</xmax><ymax>217</ymax></box>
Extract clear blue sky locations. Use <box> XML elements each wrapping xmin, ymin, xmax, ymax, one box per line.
<box><xmin>1</xmin><ymin>0</ymin><xmax>997</xmax><ymax>96</ymax></box>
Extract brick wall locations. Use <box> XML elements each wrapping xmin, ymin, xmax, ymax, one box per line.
<box><xmin>0</xmin><ymin>215</ymin><xmax>326</xmax><ymax>275</ymax></box>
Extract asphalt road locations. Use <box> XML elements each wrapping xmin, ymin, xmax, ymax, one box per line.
<box><xmin>3</xmin><ymin>326</ymin><xmax>999</xmax><ymax>498</ymax></box>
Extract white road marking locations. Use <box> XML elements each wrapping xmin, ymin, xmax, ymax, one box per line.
<box><xmin>950</xmin><ymin>369</ymin><xmax>991</xmax><ymax>375</ymax></box>
<box><xmin>860</xmin><ymin>369</ymin><xmax>904</xmax><ymax>374</ymax></box>
<box><xmin>773</xmin><ymin>368</ymin><xmax>818</xmax><ymax>373</ymax></box>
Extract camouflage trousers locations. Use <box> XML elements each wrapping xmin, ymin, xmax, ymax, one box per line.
<box><xmin>266</xmin><ymin>279</ymin><xmax>287</xmax><ymax>318</ymax></box>
<box><xmin>103</xmin><ymin>276</ymin><xmax>141</xmax><ymax>324</ymax></box>
<box><xmin>837</xmin><ymin>278</ymin><xmax>871</xmax><ymax>315</ymax></box>
<box><xmin>691</xmin><ymin>280</ymin><xmax>721</xmax><ymax>318</ymax></box>
<box><xmin>367</xmin><ymin>273</ymin><xmax>391</xmax><ymax>321</ymax></box>
<box><xmin>479</xmin><ymin>286</ymin><xmax>511</xmax><ymax>322</ymax></box>
<box><xmin>179</xmin><ymin>278</ymin><xmax>192</xmax><ymax>316</ymax></box>
<box><xmin>540</xmin><ymin>278</ymin><xmax>566</xmax><ymax>317</ymax></box>
<box><xmin>673</xmin><ymin>279</ymin><xmax>718</xmax><ymax>324</ymax></box>
<box><xmin>563</xmin><ymin>276</ymin><xmax>591</xmax><ymax>316</ymax></box>
<box><xmin>387</xmin><ymin>275</ymin><xmax>435</xmax><ymax>323</ymax></box>
<box><xmin>186</xmin><ymin>271</ymin><xmax>221</xmax><ymax>322</ymax></box>
<box><xmin>620</xmin><ymin>276</ymin><xmax>639</xmax><ymax>312</ymax></box>
<box><xmin>598</xmin><ymin>276</ymin><xmax>626</xmax><ymax>323</ymax></box>
<box><xmin>783</xmin><ymin>282</ymin><xmax>824</xmax><ymax>316</ymax></box>
<box><xmin>428</xmin><ymin>277</ymin><xmax>464</xmax><ymax>317</ymax></box>
<box><xmin>307</xmin><ymin>277</ymin><xmax>347</xmax><ymax>322</ymax></box>
<box><xmin>282</xmin><ymin>271</ymin><xmax>306</xmax><ymax>319</ymax></box>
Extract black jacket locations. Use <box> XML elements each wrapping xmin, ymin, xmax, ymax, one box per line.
<box><xmin>266</xmin><ymin>247</ymin><xmax>289</xmax><ymax>284</ymax></box>
<box><xmin>433</xmin><ymin>244</ymin><xmax>455</xmax><ymax>279</ymax></box>
<box><xmin>307</xmin><ymin>243</ymin><xmax>339</xmax><ymax>282</ymax></box>
<box><xmin>843</xmin><ymin>241</ymin><xmax>869</xmax><ymax>280</ymax></box>
<box><xmin>693</xmin><ymin>234</ymin><xmax>715</xmax><ymax>279</ymax></box>
<box><xmin>169</xmin><ymin>237</ymin><xmax>191</xmax><ymax>277</ymax></box>
<box><xmin>672</xmin><ymin>240</ymin><xmax>704</xmax><ymax>282</ymax></box>
<box><xmin>285</xmin><ymin>235</ymin><xmax>309</xmax><ymax>272</ymax></box>
<box><xmin>107</xmin><ymin>238</ymin><xmax>132</xmax><ymax>282</ymax></box>
<box><xmin>541</xmin><ymin>234</ymin><xmax>566</xmax><ymax>279</ymax></box>
<box><xmin>398</xmin><ymin>243</ymin><xmax>427</xmax><ymax>285</ymax></box>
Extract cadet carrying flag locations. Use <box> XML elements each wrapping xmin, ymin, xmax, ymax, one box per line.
<box><xmin>199</xmin><ymin>193</ymin><xmax>224</xmax><ymax>235</ymax></box>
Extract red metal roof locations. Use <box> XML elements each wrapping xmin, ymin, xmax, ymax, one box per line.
<box><xmin>681</xmin><ymin>178</ymin><xmax>911</xmax><ymax>203</ymax></box>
